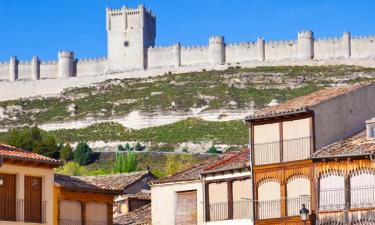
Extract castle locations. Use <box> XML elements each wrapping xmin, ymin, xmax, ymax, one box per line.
<box><xmin>1</xmin><ymin>4</ymin><xmax>375</xmax><ymax>100</ymax></box>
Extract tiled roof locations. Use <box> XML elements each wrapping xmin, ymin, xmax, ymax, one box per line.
<box><xmin>0</xmin><ymin>143</ymin><xmax>62</xmax><ymax>166</ymax></box>
<box><xmin>203</xmin><ymin>149</ymin><xmax>250</xmax><ymax>174</ymax></box>
<box><xmin>114</xmin><ymin>203</ymin><xmax>151</xmax><ymax>225</ymax></box>
<box><xmin>246</xmin><ymin>82</ymin><xmax>373</xmax><ymax>121</ymax></box>
<box><xmin>115</xmin><ymin>190</ymin><xmax>151</xmax><ymax>202</ymax></box>
<box><xmin>54</xmin><ymin>174</ymin><xmax>122</xmax><ymax>194</ymax></box>
<box><xmin>152</xmin><ymin>151</ymin><xmax>249</xmax><ymax>185</ymax></box>
<box><xmin>312</xmin><ymin>130</ymin><xmax>375</xmax><ymax>159</ymax></box>
<box><xmin>75</xmin><ymin>171</ymin><xmax>151</xmax><ymax>192</ymax></box>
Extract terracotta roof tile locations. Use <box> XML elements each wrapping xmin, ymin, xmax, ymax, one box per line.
<box><xmin>115</xmin><ymin>190</ymin><xmax>151</xmax><ymax>202</ymax></box>
<box><xmin>203</xmin><ymin>149</ymin><xmax>250</xmax><ymax>174</ymax></box>
<box><xmin>76</xmin><ymin>171</ymin><xmax>152</xmax><ymax>191</ymax></box>
<box><xmin>152</xmin><ymin>151</ymin><xmax>249</xmax><ymax>184</ymax></box>
<box><xmin>312</xmin><ymin>130</ymin><xmax>375</xmax><ymax>158</ymax></box>
<box><xmin>114</xmin><ymin>203</ymin><xmax>151</xmax><ymax>225</ymax></box>
<box><xmin>0</xmin><ymin>143</ymin><xmax>62</xmax><ymax>166</ymax></box>
<box><xmin>246</xmin><ymin>82</ymin><xmax>373</xmax><ymax>121</ymax></box>
<box><xmin>54</xmin><ymin>173</ymin><xmax>122</xmax><ymax>194</ymax></box>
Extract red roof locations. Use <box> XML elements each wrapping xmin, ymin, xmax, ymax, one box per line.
<box><xmin>152</xmin><ymin>150</ymin><xmax>250</xmax><ymax>184</ymax></box>
<box><xmin>0</xmin><ymin>143</ymin><xmax>62</xmax><ymax>166</ymax></box>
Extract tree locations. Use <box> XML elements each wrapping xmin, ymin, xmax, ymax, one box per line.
<box><xmin>118</xmin><ymin>144</ymin><xmax>125</xmax><ymax>151</ymax></box>
<box><xmin>125</xmin><ymin>143</ymin><xmax>131</xmax><ymax>151</ymax></box>
<box><xmin>207</xmin><ymin>145</ymin><xmax>221</xmax><ymax>154</ymax></box>
<box><xmin>57</xmin><ymin>161</ymin><xmax>87</xmax><ymax>176</ymax></box>
<box><xmin>6</xmin><ymin>126</ymin><xmax>60</xmax><ymax>159</ymax></box>
<box><xmin>135</xmin><ymin>142</ymin><xmax>142</xmax><ymax>151</ymax></box>
<box><xmin>74</xmin><ymin>142</ymin><xmax>93</xmax><ymax>166</ymax></box>
<box><xmin>112</xmin><ymin>152</ymin><xmax>138</xmax><ymax>173</ymax></box>
<box><xmin>60</xmin><ymin>143</ymin><xmax>73</xmax><ymax>162</ymax></box>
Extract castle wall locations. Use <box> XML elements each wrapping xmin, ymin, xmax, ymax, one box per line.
<box><xmin>40</xmin><ymin>61</ymin><xmax>58</xmax><ymax>79</ymax></box>
<box><xmin>180</xmin><ymin>46</ymin><xmax>209</xmax><ymax>66</ymax></box>
<box><xmin>351</xmin><ymin>36</ymin><xmax>375</xmax><ymax>59</ymax></box>
<box><xmin>314</xmin><ymin>37</ymin><xmax>344</xmax><ymax>59</ymax></box>
<box><xmin>225</xmin><ymin>42</ymin><xmax>258</xmax><ymax>63</ymax></box>
<box><xmin>0</xmin><ymin>62</ymin><xmax>8</xmax><ymax>81</ymax></box>
<box><xmin>148</xmin><ymin>45</ymin><xmax>180</xmax><ymax>68</ymax></box>
<box><xmin>265</xmin><ymin>40</ymin><xmax>297</xmax><ymax>61</ymax></box>
<box><xmin>76</xmin><ymin>58</ymin><xmax>107</xmax><ymax>76</ymax></box>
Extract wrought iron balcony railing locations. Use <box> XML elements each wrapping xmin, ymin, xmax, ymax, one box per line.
<box><xmin>0</xmin><ymin>199</ymin><xmax>46</xmax><ymax>223</ymax></box>
<box><xmin>253</xmin><ymin>136</ymin><xmax>312</xmax><ymax>165</ymax></box>
<box><xmin>206</xmin><ymin>200</ymin><xmax>251</xmax><ymax>222</ymax></box>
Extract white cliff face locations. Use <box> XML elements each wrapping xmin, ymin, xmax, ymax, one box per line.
<box><xmin>37</xmin><ymin>109</ymin><xmax>253</xmax><ymax>131</ymax></box>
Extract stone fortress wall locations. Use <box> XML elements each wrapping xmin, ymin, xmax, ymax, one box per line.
<box><xmin>2</xmin><ymin>31</ymin><xmax>375</xmax><ymax>82</ymax></box>
<box><xmin>1</xmin><ymin>4</ymin><xmax>375</xmax><ymax>100</ymax></box>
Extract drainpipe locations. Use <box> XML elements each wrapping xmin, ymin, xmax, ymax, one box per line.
<box><xmin>249</xmin><ymin>125</ymin><xmax>255</xmax><ymax>225</ymax></box>
<box><xmin>199</xmin><ymin>174</ymin><xmax>206</xmax><ymax>223</ymax></box>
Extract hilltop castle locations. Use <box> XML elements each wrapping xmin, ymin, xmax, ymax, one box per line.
<box><xmin>1</xmin><ymin>4</ymin><xmax>375</xmax><ymax>100</ymax></box>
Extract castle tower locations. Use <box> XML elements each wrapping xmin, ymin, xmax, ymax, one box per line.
<box><xmin>106</xmin><ymin>4</ymin><xmax>156</xmax><ymax>71</ymax></box>
<box><xmin>31</xmin><ymin>56</ymin><xmax>40</xmax><ymax>80</ymax></box>
<box><xmin>297</xmin><ymin>31</ymin><xmax>314</xmax><ymax>60</ymax></box>
<box><xmin>9</xmin><ymin>56</ymin><xmax>18</xmax><ymax>81</ymax></box>
<box><xmin>173</xmin><ymin>43</ymin><xmax>181</xmax><ymax>67</ymax></box>
<box><xmin>257</xmin><ymin>37</ymin><xmax>265</xmax><ymax>61</ymax></box>
<box><xmin>342</xmin><ymin>32</ymin><xmax>351</xmax><ymax>59</ymax></box>
<box><xmin>209</xmin><ymin>36</ymin><xmax>225</xmax><ymax>65</ymax></box>
<box><xmin>58</xmin><ymin>51</ymin><xmax>74</xmax><ymax>78</ymax></box>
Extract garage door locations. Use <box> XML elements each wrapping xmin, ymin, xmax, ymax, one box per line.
<box><xmin>176</xmin><ymin>190</ymin><xmax>197</xmax><ymax>225</ymax></box>
<box><xmin>59</xmin><ymin>200</ymin><xmax>82</xmax><ymax>225</ymax></box>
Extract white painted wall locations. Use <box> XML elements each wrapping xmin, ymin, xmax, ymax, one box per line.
<box><xmin>151</xmin><ymin>181</ymin><xmax>204</xmax><ymax>225</ymax></box>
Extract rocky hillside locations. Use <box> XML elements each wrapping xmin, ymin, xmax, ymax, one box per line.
<box><xmin>0</xmin><ymin>65</ymin><xmax>374</xmax><ymax>152</ymax></box>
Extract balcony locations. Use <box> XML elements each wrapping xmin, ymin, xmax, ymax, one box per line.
<box><xmin>254</xmin><ymin>136</ymin><xmax>312</xmax><ymax>165</ymax></box>
<box><xmin>206</xmin><ymin>200</ymin><xmax>251</xmax><ymax>222</ymax></box>
<box><xmin>0</xmin><ymin>199</ymin><xmax>46</xmax><ymax>223</ymax></box>
<box><xmin>256</xmin><ymin>196</ymin><xmax>310</xmax><ymax>220</ymax></box>
<box><xmin>319</xmin><ymin>186</ymin><xmax>375</xmax><ymax>211</ymax></box>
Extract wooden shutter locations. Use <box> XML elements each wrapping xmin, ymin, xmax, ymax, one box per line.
<box><xmin>24</xmin><ymin>176</ymin><xmax>42</xmax><ymax>223</ymax></box>
<box><xmin>59</xmin><ymin>200</ymin><xmax>82</xmax><ymax>225</ymax></box>
<box><xmin>176</xmin><ymin>190</ymin><xmax>197</xmax><ymax>225</ymax></box>
<box><xmin>0</xmin><ymin>174</ymin><xmax>16</xmax><ymax>221</ymax></box>
<box><xmin>86</xmin><ymin>202</ymin><xmax>108</xmax><ymax>224</ymax></box>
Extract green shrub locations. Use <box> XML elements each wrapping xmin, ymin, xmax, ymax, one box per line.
<box><xmin>60</xmin><ymin>143</ymin><xmax>73</xmax><ymax>162</ymax></box>
<box><xmin>135</xmin><ymin>142</ymin><xmax>143</xmax><ymax>151</ymax></box>
<box><xmin>118</xmin><ymin>144</ymin><xmax>125</xmax><ymax>151</ymax></box>
<box><xmin>207</xmin><ymin>145</ymin><xmax>221</xmax><ymax>154</ymax></box>
<box><xmin>74</xmin><ymin>142</ymin><xmax>93</xmax><ymax>166</ymax></box>
<box><xmin>112</xmin><ymin>152</ymin><xmax>138</xmax><ymax>173</ymax></box>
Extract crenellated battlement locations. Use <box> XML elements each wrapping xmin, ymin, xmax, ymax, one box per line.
<box><xmin>209</xmin><ymin>36</ymin><xmax>224</xmax><ymax>44</ymax></box>
<box><xmin>77</xmin><ymin>57</ymin><xmax>107</xmax><ymax>63</ymax></box>
<box><xmin>3</xmin><ymin>4</ymin><xmax>375</xmax><ymax>88</ymax></box>
<box><xmin>58</xmin><ymin>51</ymin><xmax>74</xmax><ymax>59</ymax></box>
<box><xmin>298</xmin><ymin>30</ymin><xmax>314</xmax><ymax>39</ymax></box>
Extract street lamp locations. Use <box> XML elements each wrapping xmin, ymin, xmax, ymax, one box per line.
<box><xmin>299</xmin><ymin>204</ymin><xmax>309</xmax><ymax>225</ymax></box>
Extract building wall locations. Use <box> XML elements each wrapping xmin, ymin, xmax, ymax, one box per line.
<box><xmin>151</xmin><ymin>181</ymin><xmax>204</xmax><ymax>225</ymax></box>
<box><xmin>53</xmin><ymin>186</ymin><xmax>114</xmax><ymax>225</ymax></box>
<box><xmin>0</xmin><ymin>162</ymin><xmax>55</xmax><ymax>225</ymax></box>
<box><xmin>264</xmin><ymin>40</ymin><xmax>297</xmax><ymax>61</ymax></box>
<box><xmin>181</xmin><ymin>46</ymin><xmax>209</xmax><ymax>66</ymax></box>
<box><xmin>148</xmin><ymin>45</ymin><xmax>180</xmax><ymax>68</ymax></box>
<box><xmin>312</xmin><ymin>82</ymin><xmax>375</xmax><ymax>150</ymax></box>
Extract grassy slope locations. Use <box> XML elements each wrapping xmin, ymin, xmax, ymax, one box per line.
<box><xmin>1</xmin><ymin>65</ymin><xmax>374</xmax><ymax>127</ymax></box>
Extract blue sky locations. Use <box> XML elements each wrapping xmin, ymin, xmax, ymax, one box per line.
<box><xmin>0</xmin><ymin>0</ymin><xmax>373</xmax><ymax>61</ymax></box>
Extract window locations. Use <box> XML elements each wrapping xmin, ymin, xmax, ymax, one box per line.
<box><xmin>176</xmin><ymin>190</ymin><xmax>197</xmax><ymax>225</ymax></box>
<box><xmin>124</xmin><ymin>41</ymin><xmax>129</xmax><ymax>47</ymax></box>
<box><xmin>369</xmin><ymin>124</ymin><xmax>375</xmax><ymax>138</ymax></box>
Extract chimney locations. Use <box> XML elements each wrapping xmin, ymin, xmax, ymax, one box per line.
<box><xmin>366</xmin><ymin>118</ymin><xmax>375</xmax><ymax>139</ymax></box>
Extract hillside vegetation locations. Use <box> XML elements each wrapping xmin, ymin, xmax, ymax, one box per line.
<box><xmin>1</xmin><ymin>65</ymin><xmax>374</xmax><ymax>128</ymax></box>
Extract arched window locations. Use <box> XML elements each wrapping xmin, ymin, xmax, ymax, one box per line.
<box><xmin>257</xmin><ymin>180</ymin><xmax>281</xmax><ymax>219</ymax></box>
<box><xmin>350</xmin><ymin>171</ymin><xmax>375</xmax><ymax>208</ymax></box>
<box><xmin>319</xmin><ymin>174</ymin><xmax>345</xmax><ymax>210</ymax></box>
<box><xmin>286</xmin><ymin>176</ymin><xmax>310</xmax><ymax>216</ymax></box>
